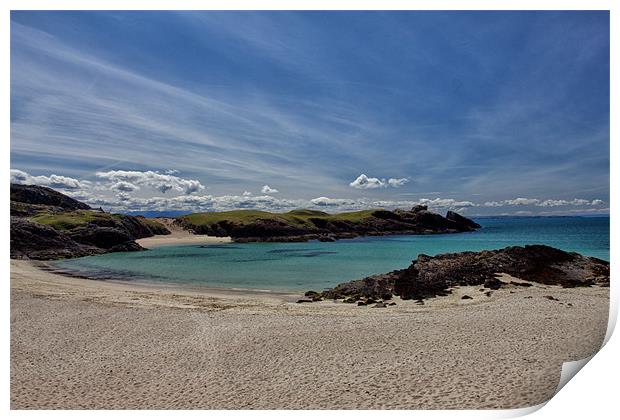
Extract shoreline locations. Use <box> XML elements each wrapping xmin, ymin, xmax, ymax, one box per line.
<box><xmin>136</xmin><ymin>234</ymin><xmax>232</xmax><ymax>248</ymax></box>
<box><xmin>35</xmin><ymin>260</ymin><xmax>305</xmax><ymax>298</ymax></box>
<box><xmin>14</xmin><ymin>260</ymin><xmax>300</xmax><ymax>308</ymax></box>
<box><xmin>11</xmin><ymin>260</ymin><xmax>610</xmax><ymax>409</ymax></box>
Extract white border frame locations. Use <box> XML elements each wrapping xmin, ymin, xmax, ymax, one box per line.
<box><xmin>2</xmin><ymin>2</ymin><xmax>616</xmax><ymax>419</ymax></box>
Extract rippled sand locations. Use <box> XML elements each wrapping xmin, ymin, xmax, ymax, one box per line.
<box><xmin>10</xmin><ymin>260</ymin><xmax>609</xmax><ymax>409</ymax></box>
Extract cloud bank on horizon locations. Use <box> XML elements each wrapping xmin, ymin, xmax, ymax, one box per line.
<box><xmin>10</xmin><ymin>11</ymin><xmax>609</xmax><ymax>215</ymax></box>
<box><xmin>10</xmin><ymin>168</ymin><xmax>607</xmax><ymax>216</ymax></box>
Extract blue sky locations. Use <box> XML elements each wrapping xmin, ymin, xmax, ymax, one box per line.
<box><xmin>10</xmin><ymin>11</ymin><xmax>609</xmax><ymax>215</ymax></box>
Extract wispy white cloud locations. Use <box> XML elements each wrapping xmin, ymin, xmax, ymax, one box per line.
<box><xmin>310</xmin><ymin>197</ymin><xmax>355</xmax><ymax>207</ymax></box>
<box><xmin>10</xmin><ymin>22</ymin><xmax>382</xmax><ymax>197</ymax></box>
<box><xmin>419</xmin><ymin>198</ymin><xmax>476</xmax><ymax>208</ymax></box>
<box><xmin>483</xmin><ymin>197</ymin><xmax>604</xmax><ymax>207</ymax></box>
<box><xmin>504</xmin><ymin>198</ymin><xmax>540</xmax><ymax>206</ymax></box>
<box><xmin>10</xmin><ymin>12</ymin><xmax>608</xmax><ymax>207</ymax></box>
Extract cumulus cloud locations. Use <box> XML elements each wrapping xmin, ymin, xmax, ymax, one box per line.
<box><xmin>110</xmin><ymin>181</ymin><xmax>139</xmax><ymax>192</ymax></box>
<box><xmin>349</xmin><ymin>174</ymin><xmax>386</xmax><ymax>189</ymax></box>
<box><xmin>116</xmin><ymin>192</ymin><xmax>131</xmax><ymax>201</ymax></box>
<box><xmin>388</xmin><ymin>178</ymin><xmax>409</xmax><ymax>187</ymax></box>
<box><xmin>349</xmin><ymin>174</ymin><xmax>409</xmax><ymax>189</ymax></box>
<box><xmin>591</xmin><ymin>199</ymin><xmax>605</xmax><ymax>205</ymax></box>
<box><xmin>95</xmin><ymin>170</ymin><xmax>204</xmax><ymax>194</ymax></box>
<box><xmin>10</xmin><ymin>169</ymin><xmax>89</xmax><ymax>190</ymax></box>
<box><xmin>261</xmin><ymin>185</ymin><xmax>279</xmax><ymax>194</ymax></box>
<box><xmin>242</xmin><ymin>191</ymin><xmax>252</xmax><ymax>196</ymax></box>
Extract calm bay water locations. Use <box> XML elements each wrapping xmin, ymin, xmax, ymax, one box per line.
<box><xmin>54</xmin><ymin>216</ymin><xmax>609</xmax><ymax>292</ymax></box>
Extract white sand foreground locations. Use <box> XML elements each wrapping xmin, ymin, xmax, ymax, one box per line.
<box><xmin>10</xmin><ymin>260</ymin><xmax>609</xmax><ymax>409</ymax></box>
<box><xmin>136</xmin><ymin>218</ymin><xmax>231</xmax><ymax>248</ymax></box>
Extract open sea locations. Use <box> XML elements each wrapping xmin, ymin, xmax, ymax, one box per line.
<box><xmin>53</xmin><ymin>216</ymin><xmax>609</xmax><ymax>293</ymax></box>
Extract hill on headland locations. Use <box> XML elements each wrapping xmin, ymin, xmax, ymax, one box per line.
<box><xmin>176</xmin><ymin>206</ymin><xmax>481</xmax><ymax>242</ymax></box>
<box><xmin>10</xmin><ymin>184</ymin><xmax>170</xmax><ymax>260</ymax></box>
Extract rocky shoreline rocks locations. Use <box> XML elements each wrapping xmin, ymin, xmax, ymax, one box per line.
<box><xmin>306</xmin><ymin>245</ymin><xmax>609</xmax><ymax>304</ymax></box>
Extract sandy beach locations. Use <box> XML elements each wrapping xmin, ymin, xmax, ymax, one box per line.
<box><xmin>11</xmin><ymin>260</ymin><xmax>609</xmax><ymax>409</ymax></box>
<box><xmin>136</xmin><ymin>218</ymin><xmax>231</xmax><ymax>248</ymax></box>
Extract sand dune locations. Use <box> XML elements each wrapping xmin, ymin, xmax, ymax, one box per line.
<box><xmin>136</xmin><ymin>218</ymin><xmax>231</xmax><ymax>248</ymax></box>
<box><xmin>10</xmin><ymin>260</ymin><xmax>609</xmax><ymax>409</ymax></box>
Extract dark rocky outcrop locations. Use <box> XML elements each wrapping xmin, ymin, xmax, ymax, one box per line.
<box><xmin>66</xmin><ymin>226</ymin><xmax>143</xmax><ymax>252</ymax></box>
<box><xmin>10</xmin><ymin>184</ymin><xmax>170</xmax><ymax>260</ymax></box>
<box><xmin>84</xmin><ymin>214</ymin><xmax>170</xmax><ymax>239</ymax></box>
<box><xmin>10</xmin><ymin>217</ymin><xmax>103</xmax><ymax>260</ymax></box>
<box><xmin>446</xmin><ymin>211</ymin><xmax>480</xmax><ymax>230</ymax></box>
<box><xmin>311</xmin><ymin>245</ymin><xmax>609</xmax><ymax>302</ymax></box>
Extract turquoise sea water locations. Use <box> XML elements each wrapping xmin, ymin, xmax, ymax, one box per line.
<box><xmin>54</xmin><ymin>216</ymin><xmax>609</xmax><ymax>293</ymax></box>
